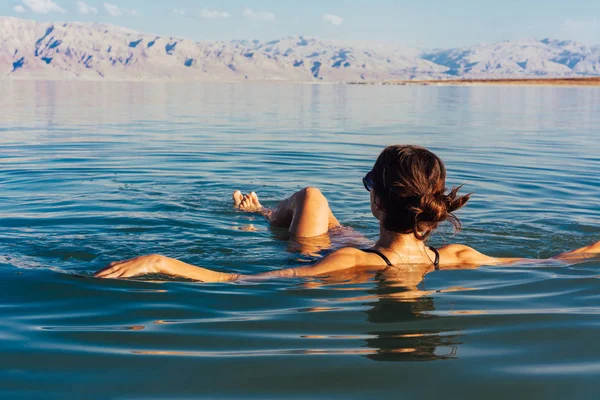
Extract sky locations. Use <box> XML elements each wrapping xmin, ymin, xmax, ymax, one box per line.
<box><xmin>3</xmin><ymin>0</ymin><xmax>600</xmax><ymax>48</ymax></box>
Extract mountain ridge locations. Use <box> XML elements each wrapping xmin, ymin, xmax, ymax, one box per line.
<box><xmin>1</xmin><ymin>17</ymin><xmax>599</xmax><ymax>82</ymax></box>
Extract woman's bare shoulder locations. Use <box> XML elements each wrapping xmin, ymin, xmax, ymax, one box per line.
<box><xmin>320</xmin><ymin>247</ymin><xmax>389</xmax><ymax>269</ymax></box>
<box><xmin>292</xmin><ymin>247</ymin><xmax>368</xmax><ymax>277</ymax></box>
<box><xmin>437</xmin><ymin>244</ymin><xmax>502</xmax><ymax>268</ymax></box>
<box><xmin>327</xmin><ymin>246</ymin><xmax>366</xmax><ymax>258</ymax></box>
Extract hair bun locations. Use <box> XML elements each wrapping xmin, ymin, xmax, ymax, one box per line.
<box><xmin>415</xmin><ymin>192</ymin><xmax>448</xmax><ymax>224</ymax></box>
<box><xmin>372</xmin><ymin>145</ymin><xmax>471</xmax><ymax>240</ymax></box>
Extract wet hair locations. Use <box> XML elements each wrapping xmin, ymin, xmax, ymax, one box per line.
<box><xmin>371</xmin><ymin>145</ymin><xmax>470</xmax><ymax>240</ymax></box>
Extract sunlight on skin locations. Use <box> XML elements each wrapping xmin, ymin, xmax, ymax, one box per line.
<box><xmin>95</xmin><ymin>172</ymin><xmax>600</xmax><ymax>282</ymax></box>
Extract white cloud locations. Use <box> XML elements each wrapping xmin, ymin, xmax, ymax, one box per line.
<box><xmin>243</xmin><ymin>8</ymin><xmax>275</xmax><ymax>21</ymax></box>
<box><xmin>200</xmin><ymin>9</ymin><xmax>229</xmax><ymax>19</ymax></box>
<box><xmin>20</xmin><ymin>0</ymin><xmax>66</xmax><ymax>14</ymax></box>
<box><xmin>560</xmin><ymin>19</ymin><xmax>600</xmax><ymax>44</ymax></box>
<box><xmin>76</xmin><ymin>1</ymin><xmax>98</xmax><ymax>14</ymax></box>
<box><xmin>323</xmin><ymin>14</ymin><xmax>343</xmax><ymax>26</ymax></box>
<box><xmin>103</xmin><ymin>2</ymin><xmax>121</xmax><ymax>16</ymax></box>
<box><xmin>103</xmin><ymin>2</ymin><xmax>140</xmax><ymax>17</ymax></box>
<box><xmin>13</xmin><ymin>5</ymin><xmax>27</xmax><ymax>13</ymax></box>
<box><xmin>172</xmin><ymin>8</ymin><xmax>186</xmax><ymax>16</ymax></box>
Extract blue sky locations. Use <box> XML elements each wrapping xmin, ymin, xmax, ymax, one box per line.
<box><xmin>4</xmin><ymin>0</ymin><xmax>600</xmax><ymax>48</ymax></box>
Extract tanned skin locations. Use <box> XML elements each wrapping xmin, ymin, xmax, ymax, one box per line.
<box><xmin>95</xmin><ymin>187</ymin><xmax>599</xmax><ymax>282</ymax></box>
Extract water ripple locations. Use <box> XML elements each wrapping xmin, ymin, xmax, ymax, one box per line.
<box><xmin>1</xmin><ymin>82</ymin><xmax>600</xmax><ymax>399</ymax></box>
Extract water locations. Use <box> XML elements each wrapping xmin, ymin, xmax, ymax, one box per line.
<box><xmin>1</xmin><ymin>81</ymin><xmax>600</xmax><ymax>399</ymax></box>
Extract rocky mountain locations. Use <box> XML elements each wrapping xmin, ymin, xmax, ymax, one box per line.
<box><xmin>422</xmin><ymin>39</ymin><xmax>600</xmax><ymax>77</ymax></box>
<box><xmin>1</xmin><ymin>17</ymin><xmax>599</xmax><ymax>82</ymax></box>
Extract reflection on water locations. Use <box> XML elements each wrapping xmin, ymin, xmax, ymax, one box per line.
<box><xmin>312</xmin><ymin>269</ymin><xmax>464</xmax><ymax>362</ymax></box>
<box><xmin>1</xmin><ymin>81</ymin><xmax>600</xmax><ymax>398</ymax></box>
<box><xmin>364</xmin><ymin>279</ymin><xmax>459</xmax><ymax>362</ymax></box>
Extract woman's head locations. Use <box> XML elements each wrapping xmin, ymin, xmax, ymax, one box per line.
<box><xmin>367</xmin><ymin>145</ymin><xmax>470</xmax><ymax>240</ymax></box>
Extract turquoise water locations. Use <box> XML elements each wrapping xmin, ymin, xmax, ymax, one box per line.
<box><xmin>1</xmin><ymin>81</ymin><xmax>600</xmax><ymax>399</ymax></box>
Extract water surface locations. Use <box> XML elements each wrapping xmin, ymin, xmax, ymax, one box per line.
<box><xmin>1</xmin><ymin>82</ymin><xmax>600</xmax><ymax>399</ymax></box>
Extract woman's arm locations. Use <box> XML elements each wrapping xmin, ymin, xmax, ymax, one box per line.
<box><xmin>94</xmin><ymin>255</ymin><xmax>239</xmax><ymax>282</ymax></box>
<box><xmin>440</xmin><ymin>239</ymin><xmax>600</xmax><ymax>268</ymax></box>
<box><xmin>244</xmin><ymin>248</ymin><xmax>361</xmax><ymax>279</ymax></box>
<box><xmin>552</xmin><ymin>240</ymin><xmax>600</xmax><ymax>261</ymax></box>
<box><xmin>94</xmin><ymin>248</ymin><xmax>362</xmax><ymax>282</ymax></box>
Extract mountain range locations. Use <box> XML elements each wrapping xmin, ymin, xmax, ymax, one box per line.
<box><xmin>1</xmin><ymin>17</ymin><xmax>599</xmax><ymax>82</ymax></box>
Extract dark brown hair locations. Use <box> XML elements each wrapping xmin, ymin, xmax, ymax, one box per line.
<box><xmin>371</xmin><ymin>145</ymin><xmax>470</xmax><ymax>240</ymax></box>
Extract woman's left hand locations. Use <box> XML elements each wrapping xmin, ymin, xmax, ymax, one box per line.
<box><xmin>94</xmin><ymin>254</ymin><xmax>165</xmax><ymax>279</ymax></box>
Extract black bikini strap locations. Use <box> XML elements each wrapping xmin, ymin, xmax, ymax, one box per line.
<box><xmin>362</xmin><ymin>247</ymin><xmax>439</xmax><ymax>269</ymax></box>
<box><xmin>361</xmin><ymin>249</ymin><xmax>393</xmax><ymax>267</ymax></box>
<box><xmin>429</xmin><ymin>246</ymin><xmax>440</xmax><ymax>270</ymax></box>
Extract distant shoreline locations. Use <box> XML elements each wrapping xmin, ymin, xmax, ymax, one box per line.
<box><xmin>3</xmin><ymin>77</ymin><xmax>600</xmax><ymax>86</ymax></box>
<box><xmin>363</xmin><ymin>77</ymin><xmax>600</xmax><ymax>87</ymax></box>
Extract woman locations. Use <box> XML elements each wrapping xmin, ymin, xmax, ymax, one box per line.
<box><xmin>94</xmin><ymin>145</ymin><xmax>600</xmax><ymax>281</ymax></box>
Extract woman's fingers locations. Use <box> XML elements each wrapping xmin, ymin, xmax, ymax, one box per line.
<box><xmin>94</xmin><ymin>266</ymin><xmax>118</xmax><ymax>278</ymax></box>
<box><xmin>94</xmin><ymin>261</ymin><xmax>128</xmax><ymax>278</ymax></box>
<box><xmin>94</xmin><ymin>255</ymin><xmax>160</xmax><ymax>279</ymax></box>
<box><xmin>94</xmin><ymin>266</ymin><xmax>112</xmax><ymax>277</ymax></box>
<box><xmin>94</xmin><ymin>259</ymin><xmax>144</xmax><ymax>279</ymax></box>
<box><xmin>95</xmin><ymin>260</ymin><xmax>123</xmax><ymax>276</ymax></box>
<box><xmin>99</xmin><ymin>267</ymin><xmax>129</xmax><ymax>279</ymax></box>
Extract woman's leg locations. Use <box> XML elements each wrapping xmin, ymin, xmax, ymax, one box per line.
<box><xmin>233</xmin><ymin>187</ymin><xmax>340</xmax><ymax>237</ymax></box>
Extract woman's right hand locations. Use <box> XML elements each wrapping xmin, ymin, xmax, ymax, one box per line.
<box><xmin>94</xmin><ymin>254</ymin><xmax>165</xmax><ymax>279</ymax></box>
